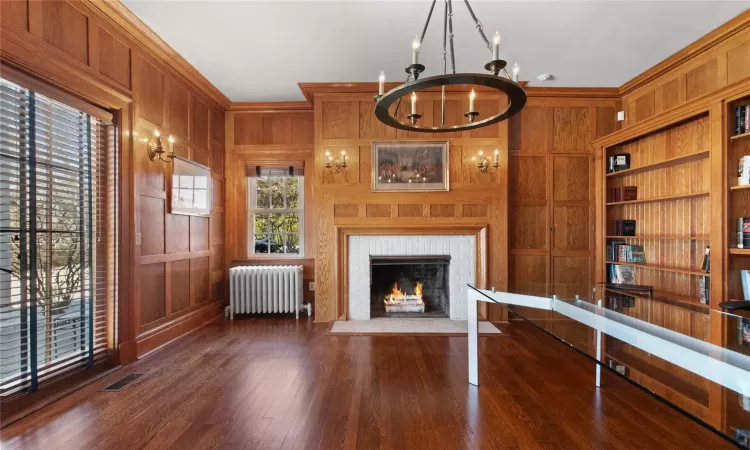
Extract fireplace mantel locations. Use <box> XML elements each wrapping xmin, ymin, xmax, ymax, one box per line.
<box><xmin>334</xmin><ymin>224</ymin><xmax>489</xmax><ymax>321</ymax></box>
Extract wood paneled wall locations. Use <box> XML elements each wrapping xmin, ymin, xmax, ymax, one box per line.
<box><xmin>225</xmin><ymin>109</ymin><xmax>316</xmax><ymax>304</ymax></box>
<box><xmin>1</xmin><ymin>0</ymin><xmax>229</xmax><ymax>361</ymax></box>
<box><xmin>508</xmin><ymin>96</ymin><xmax>619</xmax><ymax>313</ymax></box>
<box><xmin>620</xmin><ymin>10</ymin><xmax>750</xmax><ymax>127</ymax></box>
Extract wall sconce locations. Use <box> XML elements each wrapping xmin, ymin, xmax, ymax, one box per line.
<box><xmin>473</xmin><ymin>149</ymin><xmax>500</xmax><ymax>173</ymax></box>
<box><xmin>148</xmin><ymin>129</ymin><xmax>176</xmax><ymax>163</ymax></box>
<box><xmin>325</xmin><ymin>150</ymin><xmax>347</xmax><ymax>173</ymax></box>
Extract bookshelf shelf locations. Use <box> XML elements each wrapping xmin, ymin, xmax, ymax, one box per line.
<box><xmin>729</xmin><ymin>184</ymin><xmax>750</xmax><ymax>191</ymax></box>
<box><xmin>729</xmin><ymin>248</ymin><xmax>750</xmax><ymax>255</ymax></box>
<box><xmin>606</xmin><ymin>191</ymin><xmax>709</xmax><ymax>206</ymax></box>
<box><xmin>606</xmin><ymin>235</ymin><xmax>709</xmax><ymax>240</ymax></box>
<box><xmin>730</xmin><ymin>131</ymin><xmax>750</xmax><ymax>141</ymax></box>
<box><xmin>604</xmin><ymin>286</ymin><xmax>710</xmax><ymax>313</ymax></box>
<box><xmin>605</xmin><ymin>151</ymin><xmax>710</xmax><ymax>178</ymax></box>
<box><xmin>606</xmin><ymin>261</ymin><xmax>709</xmax><ymax>277</ymax></box>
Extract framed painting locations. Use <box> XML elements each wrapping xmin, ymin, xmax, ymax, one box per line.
<box><xmin>170</xmin><ymin>156</ymin><xmax>212</xmax><ymax>216</ymax></box>
<box><xmin>371</xmin><ymin>141</ymin><xmax>449</xmax><ymax>192</ymax></box>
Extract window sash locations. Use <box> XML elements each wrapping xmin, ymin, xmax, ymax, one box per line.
<box><xmin>248</xmin><ymin>175</ymin><xmax>303</xmax><ymax>256</ymax></box>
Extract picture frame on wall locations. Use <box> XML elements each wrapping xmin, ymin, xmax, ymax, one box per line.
<box><xmin>170</xmin><ymin>156</ymin><xmax>212</xmax><ymax>216</ymax></box>
<box><xmin>371</xmin><ymin>141</ymin><xmax>449</xmax><ymax>192</ymax></box>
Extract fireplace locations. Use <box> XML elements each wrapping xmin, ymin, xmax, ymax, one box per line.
<box><xmin>370</xmin><ymin>256</ymin><xmax>450</xmax><ymax>318</ymax></box>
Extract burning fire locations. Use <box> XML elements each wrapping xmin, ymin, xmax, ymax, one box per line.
<box><xmin>385</xmin><ymin>281</ymin><xmax>424</xmax><ymax>305</ymax></box>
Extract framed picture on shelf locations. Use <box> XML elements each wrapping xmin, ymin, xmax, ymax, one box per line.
<box><xmin>371</xmin><ymin>141</ymin><xmax>449</xmax><ymax>192</ymax></box>
<box><xmin>170</xmin><ymin>156</ymin><xmax>211</xmax><ymax>216</ymax></box>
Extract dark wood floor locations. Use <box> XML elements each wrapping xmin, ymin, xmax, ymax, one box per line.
<box><xmin>0</xmin><ymin>318</ymin><xmax>733</xmax><ymax>449</ymax></box>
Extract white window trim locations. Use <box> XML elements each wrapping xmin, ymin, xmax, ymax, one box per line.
<box><xmin>247</xmin><ymin>175</ymin><xmax>304</xmax><ymax>257</ymax></box>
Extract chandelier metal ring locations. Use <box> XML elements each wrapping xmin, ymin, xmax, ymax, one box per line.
<box><xmin>374</xmin><ymin>73</ymin><xmax>527</xmax><ymax>133</ymax></box>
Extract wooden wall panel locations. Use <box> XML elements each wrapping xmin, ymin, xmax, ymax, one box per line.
<box><xmin>190</xmin><ymin>216</ymin><xmax>209</xmax><ymax>252</ymax></box>
<box><xmin>510</xmin><ymin>206</ymin><xmax>546</xmax><ymax>249</ymax></box>
<box><xmin>553</xmin><ymin>107</ymin><xmax>591</xmax><ymax>152</ymax></box>
<box><xmin>140</xmin><ymin>263</ymin><xmax>166</xmax><ymax>326</ymax></box>
<box><xmin>2</xmin><ymin>0</ymin><xmax>228</xmax><ymax>364</ymax></box>
<box><xmin>170</xmin><ymin>259</ymin><xmax>191</xmax><ymax>313</ymax></box>
<box><xmin>1</xmin><ymin>0</ymin><xmax>28</xmax><ymax>31</ymax></box>
<box><xmin>509</xmin><ymin>156</ymin><xmax>546</xmax><ymax>201</ymax></box>
<box><xmin>334</xmin><ymin>204</ymin><xmax>359</xmax><ymax>218</ymax></box>
<box><xmin>192</xmin><ymin>97</ymin><xmax>209</xmax><ymax>151</ymax></box>
<box><xmin>553</xmin><ymin>206</ymin><xmax>589</xmax><ymax>250</ymax></box>
<box><xmin>134</xmin><ymin>55</ymin><xmax>165</xmax><ymax>126</ymax></box>
<box><xmin>322</xmin><ymin>101</ymin><xmax>353</xmax><ymax>139</ymax></box>
<box><xmin>166</xmin><ymin>214</ymin><xmax>190</xmax><ymax>254</ymax></box>
<box><xmin>430</xmin><ymin>204</ymin><xmax>456</xmax><ymax>218</ymax></box>
<box><xmin>621</xmin><ymin>12</ymin><xmax>750</xmax><ymax>127</ymax></box>
<box><xmin>191</xmin><ymin>257</ymin><xmax>210</xmax><ymax>305</ymax></box>
<box><xmin>509</xmin><ymin>255</ymin><xmax>547</xmax><ymax>296</ymax></box>
<box><xmin>97</xmin><ymin>28</ymin><xmax>130</xmax><ymax>88</ymax></box>
<box><xmin>39</xmin><ymin>1</ymin><xmax>89</xmax><ymax>64</ymax></box>
<box><xmin>553</xmin><ymin>156</ymin><xmax>589</xmax><ymax>201</ymax></box>
<box><xmin>140</xmin><ymin>196</ymin><xmax>165</xmax><ymax>256</ymax></box>
<box><xmin>366</xmin><ymin>204</ymin><xmax>392</xmax><ymax>218</ymax></box>
<box><xmin>462</xmin><ymin>204</ymin><xmax>487</xmax><ymax>218</ymax></box>
<box><xmin>168</xmin><ymin>79</ymin><xmax>189</xmax><ymax>140</ymax></box>
<box><xmin>398</xmin><ymin>204</ymin><xmax>423</xmax><ymax>218</ymax></box>
<box><xmin>727</xmin><ymin>40</ymin><xmax>750</xmax><ymax>84</ymax></box>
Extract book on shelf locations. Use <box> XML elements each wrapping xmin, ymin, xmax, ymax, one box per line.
<box><xmin>609</xmin><ymin>264</ymin><xmax>636</xmax><ymax>284</ymax></box>
<box><xmin>743</xmin><ymin>218</ymin><xmax>750</xmax><ymax>248</ymax></box>
<box><xmin>607</xmin><ymin>292</ymin><xmax>635</xmax><ymax>310</ymax></box>
<box><xmin>741</xmin><ymin>270</ymin><xmax>750</xmax><ymax>300</ymax></box>
<box><xmin>699</xmin><ymin>276</ymin><xmax>710</xmax><ymax>305</ymax></box>
<box><xmin>608</xmin><ymin>186</ymin><xmax>637</xmax><ymax>202</ymax></box>
<box><xmin>612</xmin><ymin>220</ymin><xmax>636</xmax><ymax>236</ymax></box>
<box><xmin>704</xmin><ymin>247</ymin><xmax>711</xmax><ymax>269</ymax></box>
<box><xmin>607</xmin><ymin>153</ymin><xmax>630</xmax><ymax>173</ymax></box>
<box><xmin>741</xmin><ymin>320</ymin><xmax>750</xmax><ymax>347</ymax></box>
<box><xmin>739</xmin><ymin>155</ymin><xmax>750</xmax><ymax>185</ymax></box>
<box><xmin>739</xmin><ymin>218</ymin><xmax>745</xmax><ymax>249</ymax></box>
<box><xmin>736</xmin><ymin>104</ymin><xmax>750</xmax><ymax>135</ymax></box>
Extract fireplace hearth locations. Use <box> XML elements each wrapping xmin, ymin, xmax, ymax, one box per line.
<box><xmin>370</xmin><ymin>256</ymin><xmax>450</xmax><ymax>318</ymax></box>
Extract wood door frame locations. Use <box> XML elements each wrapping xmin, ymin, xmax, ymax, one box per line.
<box><xmin>334</xmin><ymin>222</ymin><xmax>489</xmax><ymax>321</ymax></box>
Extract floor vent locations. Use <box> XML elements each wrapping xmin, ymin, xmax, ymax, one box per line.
<box><xmin>102</xmin><ymin>373</ymin><xmax>144</xmax><ymax>392</ymax></box>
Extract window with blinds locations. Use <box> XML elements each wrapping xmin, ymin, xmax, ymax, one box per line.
<box><xmin>0</xmin><ymin>77</ymin><xmax>118</xmax><ymax>400</ymax></box>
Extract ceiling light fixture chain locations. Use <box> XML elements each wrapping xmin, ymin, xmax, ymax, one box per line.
<box><xmin>463</xmin><ymin>0</ymin><xmax>492</xmax><ymax>51</ymax></box>
<box><xmin>373</xmin><ymin>0</ymin><xmax>527</xmax><ymax>133</ymax></box>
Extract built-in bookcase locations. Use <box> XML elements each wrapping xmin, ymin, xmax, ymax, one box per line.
<box><xmin>600</xmin><ymin>114</ymin><xmax>714</xmax><ymax>421</ymax></box>
<box><xmin>725</xmin><ymin>93</ymin><xmax>750</xmax><ymax>442</ymax></box>
<box><xmin>727</xmin><ymin>94</ymin><xmax>750</xmax><ymax>307</ymax></box>
<box><xmin>604</xmin><ymin>115</ymin><xmax>712</xmax><ymax>313</ymax></box>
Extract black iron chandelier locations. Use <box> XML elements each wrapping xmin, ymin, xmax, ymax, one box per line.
<box><xmin>374</xmin><ymin>0</ymin><xmax>527</xmax><ymax>133</ymax></box>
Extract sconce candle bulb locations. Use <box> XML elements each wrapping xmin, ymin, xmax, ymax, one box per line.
<box><xmin>325</xmin><ymin>150</ymin><xmax>348</xmax><ymax>174</ymax></box>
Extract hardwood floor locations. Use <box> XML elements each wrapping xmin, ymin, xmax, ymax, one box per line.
<box><xmin>0</xmin><ymin>318</ymin><xmax>733</xmax><ymax>449</ymax></box>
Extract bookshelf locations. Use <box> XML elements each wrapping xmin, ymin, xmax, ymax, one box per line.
<box><xmin>727</xmin><ymin>94</ymin><xmax>750</xmax><ymax>309</ymax></box>
<box><xmin>603</xmin><ymin>114</ymin><xmax>711</xmax><ymax>313</ymax></box>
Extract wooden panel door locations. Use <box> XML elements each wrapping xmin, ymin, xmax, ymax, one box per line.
<box><xmin>551</xmin><ymin>154</ymin><xmax>593</xmax><ymax>300</ymax></box>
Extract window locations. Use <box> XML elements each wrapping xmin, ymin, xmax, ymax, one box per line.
<box><xmin>0</xmin><ymin>77</ymin><xmax>117</xmax><ymax>399</ymax></box>
<box><xmin>248</xmin><ymin>167</ymin><xmax>303</xmax><ymax>256</ymax></box>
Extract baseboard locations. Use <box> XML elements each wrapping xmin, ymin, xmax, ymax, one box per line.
<box><xmin>135</xmin><ymin>300</ymin><xmax>224</xmax><ymax>358</ymax></box>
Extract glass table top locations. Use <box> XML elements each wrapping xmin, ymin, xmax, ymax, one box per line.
<box><xmin>468</xmin><ymin>283</ymin><xmax>750</xmax><ymax>448</ymax></box>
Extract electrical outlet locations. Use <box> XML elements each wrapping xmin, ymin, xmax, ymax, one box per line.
<box><xmin>135</xmin><ymin>232</ymin><xmax>141</xmax><ymax>246</ymax></box>
<box><xmin>616</xmin><ymin>110</ymin><xmax>625</xmax><ymax>121</ymax></box>
<box><xmin>309</xmin><ymin>282</ymin><xmax>315</xmax><ymax>291</ymax></box>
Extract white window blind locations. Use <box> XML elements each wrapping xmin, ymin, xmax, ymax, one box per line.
<box><xmin>0</xmin><ymin>77</ymin><xmax>118</xmax><ymax>399</ymax></box>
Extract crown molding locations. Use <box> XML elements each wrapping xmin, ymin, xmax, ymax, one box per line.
<box><xmin>85</xmin><ymin>0</ymin><xmax>231</xmax><ymax>109</ymax></box>
<box><xmin>229</xmin><ymin>101</ymin><xmax>313</xmax><ymax>112</ymax></box>
<box><xmin>619</xmin><ymin>9</ymin><xmax>750</xmax><ymax>97</ymax></box>
<box><xmin>525</xmin><ymin>86</ymin><xmax>619</xmax><ymax>98</ymax></box>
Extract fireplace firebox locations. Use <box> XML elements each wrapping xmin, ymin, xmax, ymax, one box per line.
<box><xmin>370</xmin><ymin>256</ymin><xmax>450</xmax><ymax>318</ymax></box>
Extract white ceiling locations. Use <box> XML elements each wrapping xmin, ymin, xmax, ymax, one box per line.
<box><xmin>122</xmin><ymin>0</ymin><xmax>749</xmax><ymax>102</ymax></box>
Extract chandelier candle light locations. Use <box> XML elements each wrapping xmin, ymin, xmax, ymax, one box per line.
<box><xmin>374</xmin><ymin>0</ymin><xmax>527</xmax><ymax>133</ymax></box>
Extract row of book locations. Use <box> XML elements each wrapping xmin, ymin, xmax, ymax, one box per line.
<box><xmin>738</xmin><ymin>156</ymin><xmax>750</xmax><ymax>186</ymax></box>
<box><xmin>607</xmin><ymin>265</ymin><xmax>636</xmax><ymax>284</ymax></box>
<box><xmin>607</xmin><ymin>186</ymin><xmax>637</xmax><ymax>203</ymax></box>
<box><xmin>606</xmin><ymin>153</ymin><xmax>630</xmax><ymax>173</ymax></box>
<box><xmin>736</xmin><ymin>218</ymin><xmax>750</xmax><ymax>248</ymax></box>
<box><xmin>606</xmin><ymin>241</ymin><xmax>646</xmax><ymax>263</ymax></box>
<box><xmin>612</xmin><ymin>219</ymin><xmax>636</xmax><ymax>236</ymax></box>
<box><xmin>735</xmin><ymin>105</ymin><xmax>750</xmax><ymax>136</ymax></box>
